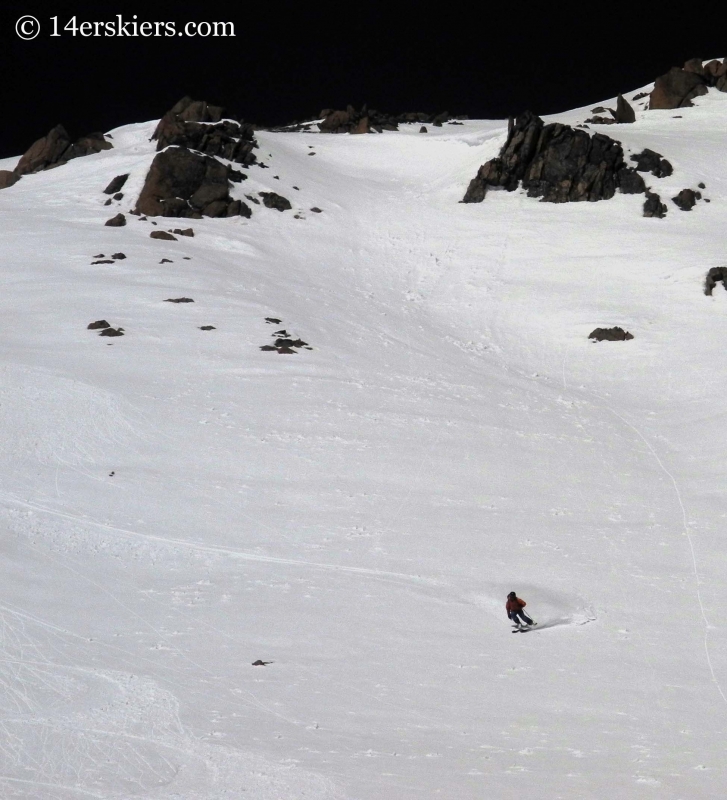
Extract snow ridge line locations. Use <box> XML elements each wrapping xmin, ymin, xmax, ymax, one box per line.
<box><xmin>598</xmin><ymin>404</ymin><xmax>727</xmax><ymax>708</ymax></box>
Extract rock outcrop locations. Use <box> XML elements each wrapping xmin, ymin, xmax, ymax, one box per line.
<box><xmin>317</xmin><ymin>105</ymin><xmax>456</xmax><ymax>134</ymax></box>
<box><xmin>15</xmin><ymin>125</ymin><xmax>112</xmax><ymax>176</ymax></box>
<box><xmin>134</xmin><ymin>98</ymin><xmax>256</xmax><ymax>220</ymax></box>
<box><xmin>152</xmin><ymin>96</ymin><xmax>256</xmax><ymax>166</ymax></box>
<box><xmin>650</xmin><ymin>58</ymin><xmax>727</xmax><ymax>109</ymax></box>
<box><xmin>135</xmin><ymin>147</ymin><xmax>251</xmax><ymax>219</ymax></box>
<box><xmin>462</xmin><ymin>111</ymin><xmax>644</xmax><ymax>204</ymax></box>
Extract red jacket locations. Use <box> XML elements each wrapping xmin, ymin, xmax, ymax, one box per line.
<box><xmin>506</xmin><ymin>597</ymin><xmax>526</xmax><ymax>614</ymax></box>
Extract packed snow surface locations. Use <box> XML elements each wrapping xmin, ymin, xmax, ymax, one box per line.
<box><xmin>0</xmin><ymin>83</ymin><xmax>726</xmax><ymax>799</ymax></box>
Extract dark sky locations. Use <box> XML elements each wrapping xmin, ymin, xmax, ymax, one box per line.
<box><xmin>2</xmin><ymin>1</ymin><xmax>725</xmax><ymax>159</ymax></box>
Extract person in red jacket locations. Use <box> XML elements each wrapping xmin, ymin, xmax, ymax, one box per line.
<box><xmin>506</xmin><ymin>592</ymin><xmax>535</xmax><ymax>628</ymax></box>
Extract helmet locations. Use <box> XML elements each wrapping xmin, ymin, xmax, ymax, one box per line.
<box><xmin>508</xmin><ymin>591</ymin><xmax>516</xmax><ymax>599</ymax></box>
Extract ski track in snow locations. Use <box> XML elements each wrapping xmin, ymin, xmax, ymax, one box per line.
<box><xmin>595</xmin><ymin>402</ymin><xmax>727</xmax><ymax>707</ymax></box>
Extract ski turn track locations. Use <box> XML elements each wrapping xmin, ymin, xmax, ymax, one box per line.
<box><xmin>597</xmin><ymin>401</ymin><xmax>727</xmax><ymax>708</ymax></box>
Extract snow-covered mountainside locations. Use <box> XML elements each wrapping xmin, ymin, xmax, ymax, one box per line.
<box><xmin>0</xmin><ymin>71</ymin><xmax>726</xmax><ymax>799</ymax></box>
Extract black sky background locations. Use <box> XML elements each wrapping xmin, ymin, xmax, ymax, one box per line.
<box><xmin>2</xmin><ymin>1</ymin><xmax>725</xmax><ymax>159</ymax></box>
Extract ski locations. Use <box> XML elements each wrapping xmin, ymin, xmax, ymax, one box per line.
<box><xmin>512</xmin><ymin>623</ymin><xmax>537</xmax><ymax>633</ymax></box>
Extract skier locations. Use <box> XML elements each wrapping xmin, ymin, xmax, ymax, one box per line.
<box><xmin>506</xmin><ymin>591</ymin><xmax>536</xmax><ymax>629</ymax></box>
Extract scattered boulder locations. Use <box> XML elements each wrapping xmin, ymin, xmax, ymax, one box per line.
<box><xmin>310</xmin><ymin>207</ymin><xmax>322</xmax><ymax>213</ymax></box>
<box><xmin>136</xmin><ymin>147</ymin><xmax>251</xmax><ymax>219</ymax></box>
<box><xmin>614</xmin><ymin>94</ymin><xmax>635</xmax><ymax>123</ymax></box>
<box><xmin>165</xmin><ymin>297</ymin><xmax>194</xmax><ymax>303</ymax></box>
<box><xmin>630</xmin><ymin>149</ymin><xmax>673</xmax><ymax>178</ymax></box>
<box><xmin>0</xmin><ymin>170</ymin><xmax>20</xmax><ymax>189</ymax></box>
<box><xmin>251</xmin><ymin>660</ymin><xmax>272</xmax><ymax>666</ymax></box>
<box><xmin>171</xmin><ymin>227</ymin><xmax>194</xmax><ymax>236</ymax></box>
<box><xmin>260</xmin><ymin>324</ymin><xmax>312</xmax><ymax>353</ymax></box>
<box><xmin>583</xmin><ymin>115</ymin><xmax>616</xmax><ymax>125</ymax></box>
<box><xmin>67</xmin><ymin>132</ymin><xmax>112</xmax><ymax>160</ymax></box>
<box><xmin>259</xmin><ymin>191</ymin><xmax>292</xmax><ymax>211</ymax></box>
<box><xmin>684</xmin><ymin>58</ymin><xmax>705</xmax><ymax>75</ymax></box>
<box><xmin>265</xmin><ymin>317</ymin><xmax>282</xmax><ymax>324</ymax></box>
<box><xmin>199</xmin><ymin>325</ymin><xmax>216</xmax><ymax>330</ymax></box>
<box><xmin>160</xmin><ymin>258</ymin><xmax>173</xmax><ymax>263</ymax></box>
<box><xmin>105</xmin><ymin>213</ymin><xmax>126</xmax><ymax>227</ymax></box>
<box><xmin>462</xmin><ymin>111</ymin><xmax>638</xmax><ymax>204</ymax></box>
<box><xmin>167</xmin><ymin>96</ymin><xmax>225</xmax><ymax>123</ymax></box>
<box><xmin>99</xmin><ymin>327</ymin><xmax>125</xmax><ymax>337</ymax></box>
<box><xmin>705</xmin><ymin>59</ymin><xmax>727</xmax><ymax>79</ymax></box>
<box><xmin>617</xmin><ymin>168</ymin><xmax>646</xmax><ymax>194</ymax></box>
<box><xmin>420</xmin><ymin>126</ymin><xmax>428</xmax><ymax>133</ymax></box>
<box><xmin>91</xmin><ymin>259</ymin><xmax>115</xmax><ymax>264</ymax></box>
<box><xmin>643</xmin><ymin>191</ymin><xmax>667</xmax><ymax>218</ymax></box>
<box><xmin>150</xmin><ymin>230</ymin><xmax>177</xmax><ymax>240</ymax></box>
<box><xmin>588</xmin><ymin>327</ymin><xmax>634</xmax><ymax>341</ymax></box>
<box><xmin>704</xmin><ymin>267</ymin><xmax>727</xmax><ymax>295</ymax></box>
<box><xmin>87</xmin><ymin>320</ymin><xmax>111</xmax><ymax>329</ymax></box>
<box><xmin>319</xmin><ymin>107</ymin><xmax>369</xmax><ymax>134</ymax></box>
<box><xmin>112</xmin><ymin>252</ymin><xmax>126</xmax><ymax>259</ymax></box>
<box><xmin>104</xmin><ymin>174</ymin><xmax>129</xmax><ymax>194</ymax></box>
<box><xmin>672</xmin><ymin>188</ymin><xmax>698</xmax><ymax>211</ymax></box>
<box><xmin>113</xmin><ymin>192</ymin><xmax>124</xmax><ymax>201</ymax></box>
<box><xmin>15</xmin><ymin>125</ymin><xmax>112</xmax><ymax>176</ymax></box>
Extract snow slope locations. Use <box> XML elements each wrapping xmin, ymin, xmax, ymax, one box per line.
<box><xmin>0</xmin><ymin>82</ymin><xmax>726</xmax><ymax>799</ymax></box>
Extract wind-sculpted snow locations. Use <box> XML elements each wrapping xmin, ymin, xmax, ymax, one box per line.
<box><xmin>0</xmin><ymin>78</ymin><xmax>726</xmax><ymax>798</ymax></box>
